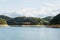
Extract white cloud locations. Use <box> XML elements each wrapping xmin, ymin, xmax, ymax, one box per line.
<box><xmin>0</xmin><ymin>2</ymin><xmax>60</xmax><ymax>18</ymax></box>
<box><xmin>14</xmin><ymin>7</ymin><xmax>58</xmax><ymax>17</ymax></box>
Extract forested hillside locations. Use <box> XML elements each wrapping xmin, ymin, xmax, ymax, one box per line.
<box><xmin>0</xmin><ymin>18</ymin><xmax>7</xmax><ymax>25</ymax></box>
<box><xmin>49</xmin><ymin>13</ymin><xmax>60</xmax><ymax>24</ymax></box>
<box><xmin>0</xmin><ymin>15</ymin><xmax>51</xmax><ymax>25</ymax></box>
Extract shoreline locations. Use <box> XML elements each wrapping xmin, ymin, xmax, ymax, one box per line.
<box><xmin>0</xmin><ymin>25</ymin><xmax>9</xmax><ymax>27</ymax></box>
<box><xmin>0</xmin><ymin>25</ymin><xmax>60</xmax><ymax>28</ymax></box>
<box><xmin>9</xmin><ymin>25</ymin><xmax>46</xmax><ymax>28</ymax></box>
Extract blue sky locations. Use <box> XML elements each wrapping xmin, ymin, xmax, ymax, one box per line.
<box><xmin>0</xmin><ymin>0</ymin><xmax>60</xmax><ymax>17</ymax></box>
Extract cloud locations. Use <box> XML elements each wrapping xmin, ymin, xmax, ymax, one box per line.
<box><xmin>12</xmin><ymin>8</ymin><xmax>58</xmax><ymax>17</ymax></box>
<box><xmin>0</xmin><ymin>2</ymin><xmax>60</xmax><ymax>18</ymax></box>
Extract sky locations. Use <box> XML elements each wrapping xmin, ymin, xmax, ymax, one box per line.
<box><xmin>0</xmin><ymin>0</ymin><xmax>60</xmax><ymax>18</ymax></box>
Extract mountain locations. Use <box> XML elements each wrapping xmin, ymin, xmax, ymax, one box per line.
<box><xmin>49</xmin><ymin>13</ymin><xmax>60</xmax><ymax>24</ymax></box>
<box><xmin>7</xmin><ymin>17</ymin><xmax>48</xmax><ymax>25</ymax></box>
<box><xmin>0</xmin><ymin>15</ymin><xmax>12</xmax><ymax>21</ymax></box>
<box><xmin>43</xmin><ymin>16</ymin><xmax>54</xmax><ymax>22</ymax></box>
<box><xmin>0</xmin><ymin>15</ymin><xmax>50</xmax><ymax>25</ymax></box>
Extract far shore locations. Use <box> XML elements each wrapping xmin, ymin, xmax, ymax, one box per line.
<box><xmin>0</xmin><ymin>24</ymin><xmax>60</xmax><ymax>28</ymax></box>
<box><xmin>9</xmin><ymin>25</ymin><xmax>45</xmax><ymax>27</ymax></box>
<box><xmin>8</xmin><ymin>25</ymin><xmax>47</xmax><ymax>27</ymax></box>
<box><xmin>48</xmin><ymin>25</ymin><xmax>60</xmax><ymax>28</ymax></box>
<box><xmin>8</xmin><ymin>25</ymin><xmax>60</xmax><ymax>28</ymax></box>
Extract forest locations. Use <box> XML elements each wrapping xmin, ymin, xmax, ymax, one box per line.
<box><xmin>0</xmin><ymin>15</ymin><xmax>53</xmax><ymax>25</ymax></box>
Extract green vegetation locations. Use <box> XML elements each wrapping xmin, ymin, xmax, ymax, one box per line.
<box><xmin>49</xmin><ymin>13</ymin><xmax>60</xmax><ymax>24</ymax></box>
<box><xmin>0</xmin><ymin>13</ymin><xmax>60</xmax><ymax>28</ymax></box>
<box><xmin>0</xmin><ymin>18</ymin><xmax>7</xmax><ymax>25</ymax></box>
<box><xmin>0</xmin><ymin>14</ymin><xmax>60</xmax><ymax>28</ymax></box>
<box><xmin>0</xmin><ymin>15</ymin><xmax>12</xmax><ymax>21</ymax></box>
<box><xmin>0</xmin><ymin>15</ymin><xmax>50</xmax><ymax>25</ymax></box>
<box><xmin>7</xmin><ymin>17</ymin><xmax>48</xmax><ymax>25</ymax></box>
<box><xmin>43</xmin><ymin>16</ymin><xmax>53</xmax><ymax>22</ymax></box>
<box><xmin>0</xmin><ymin>15</ymin><xmax>54</xmax><ymax>26</ymax></box>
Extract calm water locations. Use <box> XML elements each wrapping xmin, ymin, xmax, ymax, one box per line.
<box><xmin>0</xmin><ymin>26</ymin><xmax>60</xmax><ymax>40</ymax></box>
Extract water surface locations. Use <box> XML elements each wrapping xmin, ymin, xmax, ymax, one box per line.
<box><xmin>0</xmin><ymin>26</ymin><xmax>60</xmax><ymax>40</ymax></box>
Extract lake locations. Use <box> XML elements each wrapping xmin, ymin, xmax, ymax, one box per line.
<box><xmin>0</xmin><ymin>26</ymin><xmax>60</xmax><ymax>40</ymax></box>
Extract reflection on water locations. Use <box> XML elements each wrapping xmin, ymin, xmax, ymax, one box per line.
<box><xmin>0</xmin><ymin>27</ymin><xmax>60</xmax><ymax>40</ymax></box>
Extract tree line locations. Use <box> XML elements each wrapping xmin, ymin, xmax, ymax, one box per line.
<box><xmin>0</xmin><ymin>15</ymin><xmax>53</xmax><ymax>25</ymax></box>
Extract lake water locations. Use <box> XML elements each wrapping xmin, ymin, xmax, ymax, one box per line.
<box><xmin>0</xmin><ymin>26</ymin><xmax>60</xmax><ymax>40</ymax></box>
